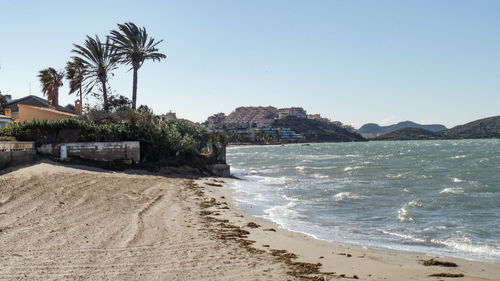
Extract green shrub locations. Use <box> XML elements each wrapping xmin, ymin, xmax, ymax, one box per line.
<box><xmin>0</xmin><ymin>136</ymin><xmax>15</xmax><ymax>141</ymax></box>
<box><xmin>0</xmin><ymin>117</ymin><xmax>209</xmax><ymax>165</ymax></box>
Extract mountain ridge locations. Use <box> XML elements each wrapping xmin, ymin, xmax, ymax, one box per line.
<box><xmin>373</xmin><ymin>115</ymin><xmax>500</xmax><ymax>140</ymax></box>
<box><xmin>272</xmin><ymin>117</ymin><xmax>366</xmax><ymax>142</ymax></box>
<box><xmin>358</xmin><ymin>121</ymin><xmax>447</xmax><ymax>138</ymax></box>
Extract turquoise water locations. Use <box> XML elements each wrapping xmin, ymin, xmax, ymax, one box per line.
<box><xmin>227</xmin><ymin>140</ymin><xmax>500</xmax><ymax>262</ymax></box>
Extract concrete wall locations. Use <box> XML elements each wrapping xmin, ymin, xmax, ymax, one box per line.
<box><xmin>39</xmin><ymin>141</ymin><xmax>140</xmax><ymax>163</ymax></box>
<box><xmin>0</xmin><ymin>141</ymin><xmax>36</xmax><ymax>169</ymax></box>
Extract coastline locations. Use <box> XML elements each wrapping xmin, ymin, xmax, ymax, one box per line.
<box><xmin>1</xmin><ymin>162</ymin><xmax>498</xmax><ymax>280</ymax></box>
<box><xmin>197</xmin><ymin>177</ymin><xmax>500</xmax><ymax>280</ymax></box>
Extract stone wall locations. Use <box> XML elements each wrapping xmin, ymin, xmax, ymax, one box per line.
<box><xmin>0</xmin><ymin>141</ymin><xmax>36</xmax><ymax>169</ymax></box>
<box><xmin>38</xmin><ymin>141</ymin><xmax>140</xmax><ymax>163</ymax></box>
<box><xmin>202</xmin><ymin>138</ymin><xmax>230</xmax><ymax>177</ymax></box>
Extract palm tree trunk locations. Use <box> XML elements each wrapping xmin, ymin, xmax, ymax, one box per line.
<box><xmin>132</xmin><ymin>65</ymin><xmax>138</xmax><ymax>110</ymax></box>
<box><xmin>79</xmin><ymin>85</ymin><xmax>83</xmax><ymax>114</ymax></box>
<box><xmin>100</xmin><ymin>78</ymin><xmax>109</xmax><ymax>111</ymax></box>
<box><xmin>54</xmin><ymin>91</ymin><xmax>59</xmax><ymax>107</ymax></box>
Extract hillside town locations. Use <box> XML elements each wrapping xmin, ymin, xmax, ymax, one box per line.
<box><xmin>202</xmin><ymin>106</ymin><xmax>356</xmax><ymax>143</ymax></box>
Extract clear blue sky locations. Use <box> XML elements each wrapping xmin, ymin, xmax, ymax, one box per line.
<box><xmin>1</xmin><ymin>0</ymin><xmax>499</xmax><ymax>128</ymax></box>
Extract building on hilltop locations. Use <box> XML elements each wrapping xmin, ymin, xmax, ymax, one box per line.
<box><xmin>226</xmin><ymin>106</ymin><xmax>278</xmax><ymax>128</ymax></box>
<box><xmin>158</xmin><ymin>111</ymin><xmax>177</xmax><ymax>122</ymax></box>
<box><xmin>307</xmin><ymin>113</ymin><xmax>330</xmax><ymax>123</ymax></box>
<box><xmin>202</xmin><ymin>106</ymin><xmax>311</xmax><ymax>143</ymax></box>
<box><xmin>204</xmin><ymin>113</ymin><xmax>227</xmax><ymax>129</ymax></box>
<box><xmin>278</xmin><ymin>107</ymin><xmax>307</xmax><ymax>119</ymax></box>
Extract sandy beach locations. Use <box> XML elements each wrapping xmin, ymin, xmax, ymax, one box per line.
<box><xmin>1</xmin><ymin>162</ymin><xmax>498</xmax><ymax>280</ymax></box>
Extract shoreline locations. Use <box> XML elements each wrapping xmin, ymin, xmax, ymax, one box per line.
<box><xmin>197</xmin><ymin>177</ymin><xmax>500</xmax><ymax>280</ymax></box>
<box><xmin>1</xmin><ymin>162</ymin><xmax>498</xmax><ymax>280</ymax></box>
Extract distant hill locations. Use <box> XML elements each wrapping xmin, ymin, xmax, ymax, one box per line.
<box><xmin>272</xmin><ymin>117</ymin><xmax>366</xmax><ymax>142</ymax></box>
<box><xmin>373</xmin><ymin>128</ymin><xmax>441</xmax><ymax>140</ymax></box>
<box><xmin>442</xmin><ymin>115</ymin><xmax>500</xmax><ymax>139</ymax></box>
<box><xmin>373</xmin><ymin>115</ymin><xmax>500</xmax><ymax>140</ymax></box>
<box><xmin>358</xmin><ymin>121</ymin><xmax>447</xmax><ymax>138</ymax></box>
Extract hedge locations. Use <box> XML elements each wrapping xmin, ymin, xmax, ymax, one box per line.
<box><xmin>0</xmin><ymin>118</ymin><xmax>209</xmax><ymax>164</ymax></box>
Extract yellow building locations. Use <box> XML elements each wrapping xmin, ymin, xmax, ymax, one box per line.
<box><xmin>5</xmin><ymin>95</ymin><xmax>77</xmax><ymax>123</ymax></box>
<box><xmin>14</xmin><ymin>104</ymin><xmax>77</xmax><ymax>122</ymax></box>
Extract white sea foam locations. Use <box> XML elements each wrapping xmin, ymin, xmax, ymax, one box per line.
<box><xmin>311</xmin><ymin>173</ymin><xmax>329</xmax><ymax>179</ymax></box>
<box><xmin>229</xmin><ymin>166</ymin><xmax>246</xmax><ymax>175</ymax></box>
<box><xmin>381</xmin><ymin>230</ymin><xmax>425</xmax><ymax>243</ymax></box>
<box><xmin>246</xmin><ymin>175</ymin><xmax>289</xmax><ymax>185</ymax></box>
<box><xmin>440</xmin><ymin>187</ymin><xmax>465</xmax><ymax>194</ymax></box>
<box><xmin>264</xmin><ymin>202</ymin><xmax>299</xmax><ymax>221</ymax></box>
<box><xmin>431</xmin><ymin>238</ymin><xmax>500</xmax><ymax>257</ymax></box>
<box><xmin>254</xmin><ymin>193</ymin><xmax>267</xmax><ymax>202</ymax></box>
<box><xmin>344</xmin><ymin>166</ymin><xmax>361</xmax><ymax>172</ymax></box>
<box><xmin>334</xmin><ymin>192</ymin><xmax>363</xmax><ymax>201</ymax></box>
<box><xmin>295</xmin><ymin>166</ymin><xmax>306</xmax><ymax>171</ymax></box>
<box><xmin>303</xmin><ymin>155</ymin><xmax>342</xmax><ymax>160</ymax></box>
<box><xmin>282</xmin><ymin>195</ymin><xmax>298</xmax><ymax>202</ymax></box>
<box><xmin>408</xmin><ymin>200</ymin><xmax>422</xmax><ymax>208</ymax></box>
<box><xmin>310</xmin><ymin>166</ymin><xmax>338</xmax><ymax>170</ymax></box>
<box><xmin>398</xmin><ymin>207</ymin><xmax>414</xmax><ymax>222</ymax></box>
<box><xmin>386</xmin><ymin>173</ymin><xmax>404</xmax><ymax>179</ymax></box>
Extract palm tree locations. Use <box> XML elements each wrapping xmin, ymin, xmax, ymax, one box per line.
<box><xmin>109</xmin><ymin>22</ymin><xmax>166</xmax><ymax>110</ymax></box>
<box><xmin>71</xmin><ymin>35</ymin><xmax>117</xmax><ymax>111</ymax></box>
<box><xmin>65</xmin><ymin>57</ymin><xmax>87</xmax><ymax>113</ymax></box>
<box><xmin>38</xmin><ymin>67</ymin><xmax>64</xmax><ymax>107</ymax></box>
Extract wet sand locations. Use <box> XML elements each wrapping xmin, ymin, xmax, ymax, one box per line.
<box><xmin>198</xmin><ymin>178</ymin><xmax>500</xmax><ymax>281</ymax></box>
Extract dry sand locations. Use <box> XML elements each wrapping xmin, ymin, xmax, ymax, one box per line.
<box><xmin>0</xmin><ymin>162</ymin><xmax>294</xmax><ymax>280</ymax></box>
<box><xmin>0</xmin><ymin>162</ymin><xmax>498</xmax><ymax>280</ymax></box>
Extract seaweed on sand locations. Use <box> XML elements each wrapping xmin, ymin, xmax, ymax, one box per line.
<box><xmin>205</xmin><ymin>182</ymin><xmax>223</xmax><ymax>187</ymax></box>
<box><xmin>246</xmin><ymin>222</ymin><xmax>260</xmax><ymax>228</ymax></box>
<box><xmin>421</xmin><ymin>258</ymin><xmax>458</xmax><ymax>267</ymax></box>
<box><xmin>192</xmin><ymin>179</ymin><xmax>355</xmax><ymax>281</ymax></box>
<box><xmin>429</xmin><ymin>273</ymin><xmax>464</xmax><ymax>278</ymax></box>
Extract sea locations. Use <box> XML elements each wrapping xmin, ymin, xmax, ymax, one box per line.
<box><xmin>226</xmin><ymin>139</ymin><xmax>500</xmax><ymax>262</ymax></box>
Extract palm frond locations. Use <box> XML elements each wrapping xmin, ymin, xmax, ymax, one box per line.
<box><xmin>71</xmin><ymin>35</ymin><xmax>118</xmax><ymax>110</ymax></box>
<box><xmin>109</xmin><ymin>22</ymin><xmax>166</xmax><ymax>68</ymax></box>
<box><xmin>71</xmin><ymin>37</ymin><xmax>118</xmax><ymax>85</ymax></box>
<box><xmin>38</xmin><ymin>67</ymin><xmax>64</xmax><ymax>106</ymax></box>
